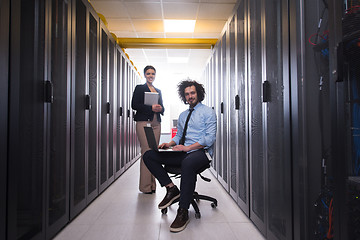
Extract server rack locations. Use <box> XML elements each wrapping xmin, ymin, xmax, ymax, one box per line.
<box><xmin>108</xmin><ymin>35</ymin><xmax>116</xmax><ymax>185</ymax></box>
<box><xmin>8</xmin><ymin>1</ymin><xmax>47</xmax><ymax>239</ymax></box>
<box><xmin>121</xmin><ymin>55</ymin><xmax>127</xmax><ymax>171</ymax></box>
<box><xmin>87</xmin><ymin>5</ymin><xmax>100</xmax><ymax>205</ymax></box>
<box><xmin>263</xmin><ymin>0</ymin><xmax>292</xmax><ymax>238</ymax></box>
<box><xmin>228</xmin><ymin>14</ymin><xmax>238</xmax><ymax>201</ymax></box>
<box><xmin>45</xmin><ymin>0</ymin><xmax>71</xmax><ymax>237</ymax></box>
<box><xmin>330</xmin><ymin>1</ymin><xmax>360</xmax><ymax>239</ymax></box>
<box><xmin>98</xmin><ymin>20</ymin><xmax>119</xmax><ymax>193</ymax></box>
<box><xmin>115</xmin><ymin>46</ymin><xmax>125</xmax><ymax>178</ymax></box>
<box><xmin>235</xmin><ymin>0</ymin><xmax>250</xmax><ymax>217</ymax></box>
<box><xmin>0</xmin><ymin>0</ymin><xmax>10</xmax><ymax>239</ymax></box>
<box><xmin>203</xmin><ymin>0</ymin><xmax>292</xmax><ymax>239</ymax></box>
<box><xmin>71</xmin><ymin>0</ymin><xmax>85</xmax><ymax>218</ymax></box>
<box><xmin>247</xmin><ymin>0</ymin><xmax>266</xmax><ymax>234</ymax></box>
<box><xmin>4</xmin><ymin>0</ymin><xmax>140</xmax><ymax>238</ymax></box>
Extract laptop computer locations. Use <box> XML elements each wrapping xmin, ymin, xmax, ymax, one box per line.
<box><xmin>144</xmin><ymin>126</ymin><xmax>182</xmax><ymax>152</ymax></box>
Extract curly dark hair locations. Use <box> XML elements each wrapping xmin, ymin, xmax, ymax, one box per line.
<box><xmin>177</xmin><ymin>79</ymin><xmax>205</xmax><ymax>104</ymax></box>
<box><xmin>143</xmin><ymin>65</ymin><xmax>156</xmax><ymax>75</ymax></box>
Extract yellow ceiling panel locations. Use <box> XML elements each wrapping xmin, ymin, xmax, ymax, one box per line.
<box><xmin>117</xmin><ymin>38</ymin><xmax>217</xmax><ymax>49</ymax></box>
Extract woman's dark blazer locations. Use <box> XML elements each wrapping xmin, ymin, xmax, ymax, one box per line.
<box><xmin>131</xmin><ymin>83</ymin><xmax>165</xmax><ymax>122</ymax></box>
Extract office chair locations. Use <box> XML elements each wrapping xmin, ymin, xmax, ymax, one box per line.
<box><xmin>161</xmin><ymin>160</ymin><xmax>218</xmax><ymax>219</ymax></box>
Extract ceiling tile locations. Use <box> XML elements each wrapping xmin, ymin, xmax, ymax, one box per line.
<box><xmin>124</xmin><ymin>49</ymin><xmax>146</xmax><ymax>58</ymax></box>
<box><xmin>123</xmin><ymin>0</ymin><xmax>161</xmax><ymax>2</ymax></box>
<box><xmin>167</xmin><ymin>49</ymin><xmax>190</xmax><ymax>57</ymax></box>
<box><xmin>146</xmin><ymin>57</ymin><xmax>168</xmax><ymax>64</ymax></box>
<box><xmin>163</xmin><ymin>3</ymin><xmax>199</xmax><ymax>19</ymax></box>
<box><xmin>88</xmin><ymin>0</ymin><xmax>236</xmax><ymax>87</ymax></box>
<box><xmin>189</xmin><ymin>49</ymin><xmax>212</xmax><ymax>58</ymax></box>
<box><xmin>137</xmin><ymin>32</ymin><xmax>166</xmax><ymax>38</ymax></box>
<box><xmin>111</xmin><ymin>31</ymin><xmax>138</xmax><ymax>38</ymax></box>
<box><xmin>194</xmin><ymin>20</ymin><xmax>226</xmax><ymax>33</ymax></box>
<box><xmin>90</xmin><ymin>1</ymin><xmax>128</xmax><ymax>18</ymax></box>
<box><xmin>124</xmin><ymin>2</ymin><xmax>162</xmax><ymax>19</ymax></box>
<box><xmin>200</xmin><ymin>0</ymin><xmax>237</xmax><ymax>3</ymax></box>
<box><xmin>165</xmin><ymin>32</ymin><xmax>194</xmax><ymax>38</ymax></box>
<box><xmin>197</xmin><ymin>3</ymin><xmax>235</xmax><ymax>20</ymax></box>
<box><xmin>193</xmin><ymin>32</ymin><xmax>221</xmax><ymax>38</ymax></box>
<box><xmin>107</xmin><ymin>19</ymin><xmax>134</xmax><ymax>31</ymax></box>
<box><xmin>163</xmin><ymin>0</ymin><xmax>200</xmax><ymax>2</ymax></box>
<box><xmin>144</xmin><ymin>49</ymin><xmax>169</xmax><ymax>57</ymax></box>
<box><xmin>132</xmin><ymin>20</ymin><xmax>164</xmax><ymax>32</ymax></box>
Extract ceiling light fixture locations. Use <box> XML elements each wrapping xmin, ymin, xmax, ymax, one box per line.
<box><xmin>164</xmin><ymin>20</ymin><xmax>196</xmax><ymax>33</ymax></box>
<box><xmin>167</xmin><ymin>57</ymin><xmax>189</xmax><ymax>63</ymax></box>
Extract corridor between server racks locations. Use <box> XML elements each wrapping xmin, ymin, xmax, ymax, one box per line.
<box><xmin>53</xmin><ymin>155</ymin><xmax>264</xmax><ymax>240</ymax></box>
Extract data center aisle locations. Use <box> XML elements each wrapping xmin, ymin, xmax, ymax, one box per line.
<box><xmin>53</xmin><ymin>158</ymin><xmax>264</xmax><ymax>240</ymax></box>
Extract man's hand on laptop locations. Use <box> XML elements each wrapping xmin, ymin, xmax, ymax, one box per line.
<box><xmin>172</xmin><ymin>145</ymin><xmax>189</xmax><ymax>152</ymax></box>
<box><xmin>159</xmin><ymin>142</ymin><xmax>172</xmax><ymax>149</ymax></box>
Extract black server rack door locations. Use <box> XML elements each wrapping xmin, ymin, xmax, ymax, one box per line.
<box><xmin>249</xmin><ymin>0</ymin><xmax>266</xmax><ymax>234</ymax></box>
<box><xmin>216</xmin><ymin>46</ymin><xmax>222</xmax><ymax>176</ymax></box>
<box><xmin>130</xmin><ymin>71</ymin><xmax>134</xmax><ymax>161</ymax></box>
<box><xmin>100</xmin><ymin>27</ymin><xmax>109</xmax><ymax>190</ymax></box>
<box><xmin>264</xmin><ymin>0</ymin><xmax>292</xmax><ymax>239</ymax></box>
<box><xmin>108</xmin><ymin>40</ymin><xmax>115</xmax><ymax>180</ymax></box>
<box><xmin>229</xmin><ymin>15</ymin><xmax>237</xmax><ymax>198</ymax></box>
<box><xmin>236</xmin><ymin>0</ymin><xmax>250</xmax><ymax>216</ymax></box>
<box><xmin>8</xmin><ymin>0</ymin><xmax>46</xmax><ymax>239</ymax></box>
<box><xmin>87</xmin><ymin>9</ymin><xmax>99</xmax><ymax>202</ymax></box>
<box><xmin>46</xmin><ymin>0</ymin><xmax>71</xmax><ymax>236</ymax></box>
<box><xmin>125</xmin><ymin>62</ymin><xmax>130</xmax><ymax>166</ymax></box>
<box><xmin>0</xmin><ymin>0</ymin><xmax>9</xmax><ymax>238</ymax></box>
<box><xmin>221</xmin><ymin>33</ymin><xmax>229</xmax><ymax>187</ymax></box>
<box><xmin>70</xmin><ymin>0</ymin><xmax>87</xmax><ymax>218</ymax></box>
<box><xmin>210</xmin><ymin>55</ymin><xmax>217</xmax><ymax>172</ymax></box>
<box><xmin>120</xmin><ymin>56</ymin><xmax>126</xmax><ymax>169</ymax></box>
<box><xmin>126</xmin><ymin>64</ymin><xmax>131</xmax><ymax>165</ymax></box>
<box><xmin>131</xmin><ymin>70</ymin><xmax>134</xmax><ymax>160</ymax></box>
<box><xmin>115</xmin><ymin>49</ymin><xmax>122</xmax><ymax>176</ymax></box>
<box><xmin>338</xmin><ymin>2</ymin><xmax>360</xmax><ymax>239</ymax></box>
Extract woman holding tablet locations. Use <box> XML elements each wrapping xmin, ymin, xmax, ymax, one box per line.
<box><xmin>131</xmin><ymin>65</ymin><xmax>165</xmax><ymax>194</ymax></box>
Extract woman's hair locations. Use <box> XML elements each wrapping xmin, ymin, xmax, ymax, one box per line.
<box><xmin>177</xmin><ymin>79</ymin><xmax>205</xmax><ymax>104</ymax></box>
<box><xmin>143</xmin><ymin>65</ymin><xmax>156</xmax><ymax>75</ymax></box>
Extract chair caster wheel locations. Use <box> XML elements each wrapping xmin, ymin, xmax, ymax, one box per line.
<box><xmin>211</xmin><ymin>202</ymin><xmax>217</xmax><ymax>208</ymax></box>
<box><xmin>195</xmin><ymin>212</ymin><xmax>201</xmax><ymax>219</ymax></box>
<box><xmin>161</xmin><ymin>208</ymin><xmax>168</xmax><ymax>214</ymax></box>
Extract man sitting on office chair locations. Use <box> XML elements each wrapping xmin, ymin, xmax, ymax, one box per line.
<box><xmin>143</xmin><ymin>79</ymin><xmax>217</xmax><ymax>233</ymax></box>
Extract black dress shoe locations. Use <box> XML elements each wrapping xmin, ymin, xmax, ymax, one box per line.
<box><xmin>158</xmin><ymin>185</ymin><xmax>180</xmax><ymax>209</ymax></box>
<box><xmin>170</xmin><ymin>208</ymin><xmax>189</xmax><ymax>232</ymax></box>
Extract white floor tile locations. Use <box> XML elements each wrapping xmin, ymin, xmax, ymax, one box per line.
<box><xmin>53</xmin><ymin>158</ymin><xmax>264</xmax><ymax>240</ymax></box>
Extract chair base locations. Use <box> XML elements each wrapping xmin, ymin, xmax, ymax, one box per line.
<box><xmin>160</xmin><ymin>191</ymin><xmax>217</xmax><ymax>219</ymax></box>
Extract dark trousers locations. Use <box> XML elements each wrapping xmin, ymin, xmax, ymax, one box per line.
<box><xmin>143</xmin><ymin>149</ymin><xmax>209</xmax><ymax>209</ymax></box>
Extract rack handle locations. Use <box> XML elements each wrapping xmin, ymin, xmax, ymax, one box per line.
<box><xmin>107</xmin><ymin>102</ymin><xmax>111</xmax><ymax>114</ymax></box>
<box><xmin>262</xmin><ymin>81</ymin><xmax>270</xmax><ymax>102</ymax></box>
<box><xmin>235</xmin><ymin>95</ymin><xmax>240</xmax><ymax>110</ymax></box>
<box><xmin>44</xmin><ymin>80</ymin><xmax>53</xmax><ymax>103</ymax></box>
<box><xmin>85</xmin><ymin>95</ymin><xmax>91</xmax><ymax>110</ymax></box>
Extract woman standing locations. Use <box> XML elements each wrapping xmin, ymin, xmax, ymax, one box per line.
<box><xmin>131</xmin><ymin>65</ymin><xmax>164</xmax><ymax>194</ymax></box>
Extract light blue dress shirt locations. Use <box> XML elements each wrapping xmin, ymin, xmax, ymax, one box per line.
<box><xmin>172</xmin><ymin>102</ymin><xmax>217</xmax><ymax>156</ymax></box>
